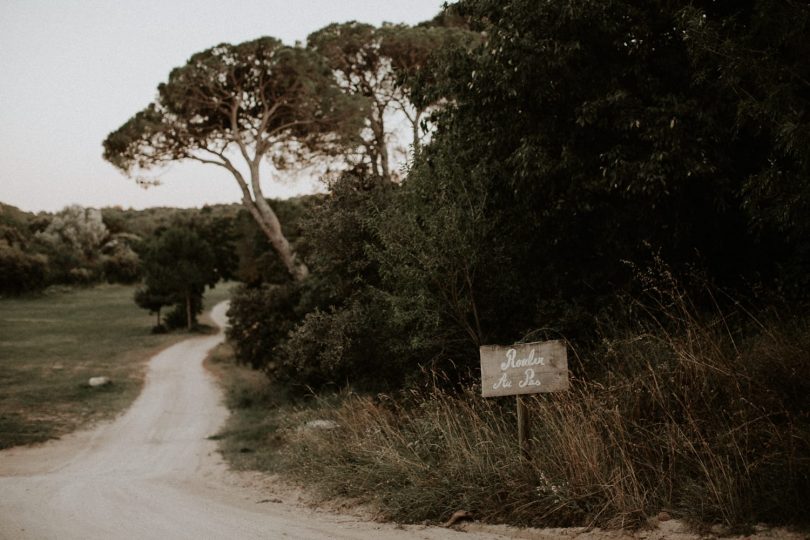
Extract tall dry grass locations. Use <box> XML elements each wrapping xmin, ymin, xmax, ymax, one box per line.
<box><xmin>275</xmin><ymin>287</ymin><xmax>810</xmax><ymax>528</ymax></box>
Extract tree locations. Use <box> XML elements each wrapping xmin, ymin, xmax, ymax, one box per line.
<box><xmin>35</xmin><ymin>205</ymin><xmax>108</xmax><ymax>265</ymax></box>
<box><xmin>307</xmin><ymin>22</ymin><xmax>475</xmax><ymax>180</ymax></box>
<box><xmin>34</xmin><ymin>205</ymin><xmax>110</xmax><ymax>284</ymax></box>
<box><xmin>384</xmin><ymin>0</ymin><xmax>810</xmax><ymax>352</ymax></box>
<box><xmin>139</xmin><ymin>227</ymin><xmax>217</xmax><ymax>330</ymax></box>
<box><xmin>133</xmin><ymin>286</ymin><xmax>173</xmax><ymax>330</ymax></box>
<box><xmin>103</xmin><ymin>37</ymin><xmax>366</xmax><ymax>281</ymax></box>
<box><xmin>0</xmin><ymin>203</ymin><xmax>48</xmax><ymax>295</ymax></box>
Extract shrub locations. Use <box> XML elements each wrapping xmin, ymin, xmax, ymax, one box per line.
<box><xmin>227</xmin><ymin>283</ymin><xmax>304</xmax><ymax>372</ymax></box>
<box><xmin>274</xmin><ymin>297</ymin><xmax>810</xmax><ymax>529</ymax></box>
<box><xmin>102</xmin><ymin>244</ymin><xmax>141</xmax><ymax>284</ymax></box>
<box><xmin>276</xmin><ymin>289</ymin><xmax>406</xmax><ymax>391</ymax></box>
<box><xmin>0</xmin><ymin>244</ymin><xmax>47</xmax><ymax>295</ymax></box>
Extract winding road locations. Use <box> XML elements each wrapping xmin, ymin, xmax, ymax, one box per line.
<box><xmin>0</xmin><ymin>302</ymin><xmax>503</xmax><ymax>540</ymax></box>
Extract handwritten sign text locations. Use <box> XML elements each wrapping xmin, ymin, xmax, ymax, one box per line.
<box><xmin>480</xmin><ymin>340</ymin><xmax>568</xmax><ymax>397</ymax></box>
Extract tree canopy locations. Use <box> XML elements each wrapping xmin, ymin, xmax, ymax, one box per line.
<box><xmin>307</xmin><ymin>22</ymin><xmax>477</xmax><ymax>180</ymax></box>
<box><xmin>103</xmin><ymin>37</ymin><xmax>366</xmax><ymax>281</ymax></box>
<box><xmin>137</xmin><ymin>226</ymin><xmax>218</xmax><ymax>330</ymax></box>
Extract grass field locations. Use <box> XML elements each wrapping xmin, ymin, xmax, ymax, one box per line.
<box><xmin>0</xmin><ymin>282</ymin><xmax>234</xmax><ymax>449</ymax></box>
<box><xmin>204</xmin><ymin>341</ymin><xmax>291</xmax><ymax>472</ymax></box>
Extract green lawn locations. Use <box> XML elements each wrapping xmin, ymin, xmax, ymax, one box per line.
<box><xmin>0</xmin><ymin>282</ymin><xmax>234</xmax><ymax>449</ymax></box>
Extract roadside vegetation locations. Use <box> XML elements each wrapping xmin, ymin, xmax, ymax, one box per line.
<box><xmin>211</xmin><ymin>285</ymin><xmax>810</xmax><ymax>529</ymax></box>
<box><xmin>202</xmin><ymin>0</ymin><xmax>810</xmax><ymax>533</ymax></box>
<box><xmin>0</xmin><ymin>283</ymin><xmax>233</xmax><ymax>449</ymax></box>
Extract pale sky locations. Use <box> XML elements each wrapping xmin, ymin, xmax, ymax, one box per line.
<box><xmin>0</xmin><ymin>0</ymin><xmax>445</xmax><ymax>213</ymax></box>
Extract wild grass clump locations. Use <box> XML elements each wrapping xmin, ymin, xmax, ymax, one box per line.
<box><xmin>273</xmin><ymin>289</ymin><xmax>810</xmax><ymax>529</ymax></box>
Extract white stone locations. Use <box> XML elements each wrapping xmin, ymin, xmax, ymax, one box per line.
<box><xmin>300</xmin><ymin>420</ymin><xmax>338</xmax><ymax>431</ymax></box>
<box><xmin>88</xmin><ymin>376</ymin><xmax>111</xmax><ymax>387</ymax></box>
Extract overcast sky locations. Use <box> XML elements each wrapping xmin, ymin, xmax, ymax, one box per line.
<box><xmin>0</xmin><ymin>0</ymin><xmax>445</xmax><ymax>213</ymax></box>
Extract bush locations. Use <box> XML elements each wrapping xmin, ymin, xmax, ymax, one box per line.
<box><xmin>226</xmin><ymin>174</ymin><xmax>408</xmax><ymax>391</ymax></box>
<box><xmin>0</xmin><ymin>244</ymin><xmax>47</xmax><ymax>295</ymax></box>
<box><xmin>276</xmin><ymin>300</ymin><xmax>810</xmax><ymax>528</ymax></box>
<box><xmin>227</xmin><ymin>283</ymin><xmax>305</xmax><ymax>372</ymax></box>
<box><xmin>276</xmin><ymin>289</ymin><xmax>406</xmax><ymax>391</ymax></box>
<box><xmin>103</xmin><ymin>244</ymin><xmax>140</xmax><ymax>284</ymax></box>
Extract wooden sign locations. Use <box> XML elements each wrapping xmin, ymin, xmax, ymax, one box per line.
<box><xmin>479</xmin><ymin>340</ymin><xmax>568</xmax><ymax>398</ymax></box>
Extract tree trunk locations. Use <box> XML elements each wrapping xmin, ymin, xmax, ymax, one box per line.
<box><xmin>372</xmin><ymin>106</ymin><xmax>391</xmax><ymax>182</ymax></box>
<box><xmin>412</xmin><ymin>108</ymin><xmax>423</xmax><ymax>154</ymax></box>
<box><xmin>223</xmin><ymin>153</ymin><xmax>310</xmax><ymax>282</ymax></box>
<box><xmin>185</xmin><ymin>293</ymin><xmax>192</xmax><ymax>331</ymax></box>
<box><xmin>246</xmin><ymin>164</ymin><xmax>310</xmax><ymax>281</ymax></box>
<box><xmin>156</xmin><ymin>308</ymin><xmax>161</xmax><ymax>328</ymax></box>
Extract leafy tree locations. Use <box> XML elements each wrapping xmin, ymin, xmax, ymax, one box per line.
<box><xmin>100</xmin><ymin>233</ymin><xmax>143</xmax><ymax>284</ymax></box>
<box><xmin>0</xmin><ymin>244</ymin><xmax>47</xmax><ymax>295</ymax></box>
<box><xmin>35</xmin><ymin>205</ymin><xmax>108</xmax><ymax>265</ymax></box>
<box><xmin>139</xmin><ymin>227</ymin><xmax>217</xmax><ymax>330</ymax></box>
<box><xmin>388</xmin><ymin>0</ymin><xmax>810</xmax><ymax>349</ymax></box>
<box><xmin>33</xmin><ymin>205</ymin><xmax>109</xmax><ymax>284</ymax></box>
<box><xmin>307</xmin><ymin>22</ymin><xmax>475</xmax><ymax>179</ymax></box>
<box><xmin>133</xmin><ymin>286</ymin><xmax>173</xmax><ymax>330</ymax></box>
<box><xmin>103</xmin><ymin>38</ymin><xmax>366</xmax><ymax>281</ymax></box>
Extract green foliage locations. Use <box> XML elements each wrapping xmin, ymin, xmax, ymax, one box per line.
<box><xmin>222</xmin><ymin>297</ymin><xmax>810</xmax><ymax>529</ymax></box>
<box><xmin>102</xmin><ymin>238</ymin><xmax>141</xmax><ymax>284</ymax></box>
<box><xmin>676</xmin><ymin>1</ymin><xmax>810</xmax><ymax>238</ymax></box>
<box><xmin>372</xmin><ymin>137</ymin><xmax>496</xmax><ymax>373</ymax></box>
<box><xmin>227</xmin><ymin>283</ymin><xmax>304</xmax><ymax>372</ymax></box>
<box><xmin>233</xmin><ymin>196</ymin><xmax>317</xmax><ymax>286</ymax></box>
<box><xmin>0</xmin><ymin>244</ymin><xmax>47</xmax><ymax>296</ymax></box>
<box><xmin>138</xmin><ymin>226</ymin><xmax>218</xmax><ymax>329</ymax></box>
<box><xmin>35</xmin><ymin>205</ymin><xmax>108</xmax><ymax>262</ymax></box>
<box><xmin>224</xmin><ymin>0</ymin><xmax>810</xmax><ymax>395</ymax></box>
<box><xmin>376</xmin><ymin>0</ymin><xmax>810</xmax><ymax>358</ymax></box>
<box><xmin>308</xmin><ymin>21</ymin><xmax>477</xmax><ymax>177</ymax></box>
<box><xmin>228</xmin><ymin>174</ymin><xmax>404</xmax><ymax>390</ymax></box>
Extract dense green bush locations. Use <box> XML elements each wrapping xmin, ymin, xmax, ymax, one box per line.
<box><xmin>227</xmin><ymin>283</ymin><xmax>306</xmax><ymax>372</ymax></box>
<box><xmin>275</xmin><ymin>289</ymin><xmax>404</xmax><ymax>390</ymax></box>
<box><xmin>0</xmin><ymin>244</ymin><xmax>47</xmax><ymax>295</ymax></box>
<box><xmin>228</xmin><ymin>174</ymin><xmax>406</xmax><ymax>390</ymax></box>
<box><xmin>102</xmin><ymin>245</ymin><xmax>140</xmax><ymax>284</ymax></box>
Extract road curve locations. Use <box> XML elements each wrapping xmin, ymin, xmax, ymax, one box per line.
<box><xmin>0</xmin><ymin>302</ymin><xmax>502</xmax><ymax>540</ymax></box>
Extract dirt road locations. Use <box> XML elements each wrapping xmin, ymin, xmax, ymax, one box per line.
<box><xmin>0</xmin><ymin>302</ymin><xmax>508</xmax><ymax>540</ymax></box>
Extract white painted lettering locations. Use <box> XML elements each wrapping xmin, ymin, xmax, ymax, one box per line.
<box><xmin>492</xmin><ymin>372</ymin><xmax>512</xmax><ymax>390</ymax></box>
<box><xmin>500</xmin><ymin>348</ymin><xmax>546</xmax><ymax>371</ymax></box>
<box><xmin>518</xmin><ymin>368</ymin><xmax>542</xmax><ymax>388</ymax></box>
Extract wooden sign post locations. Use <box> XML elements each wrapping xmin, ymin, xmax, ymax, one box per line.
<box><xmin>480</xmin><ymin>340</ymin><xmax>569</xmax><ymax>458</ymax></box>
